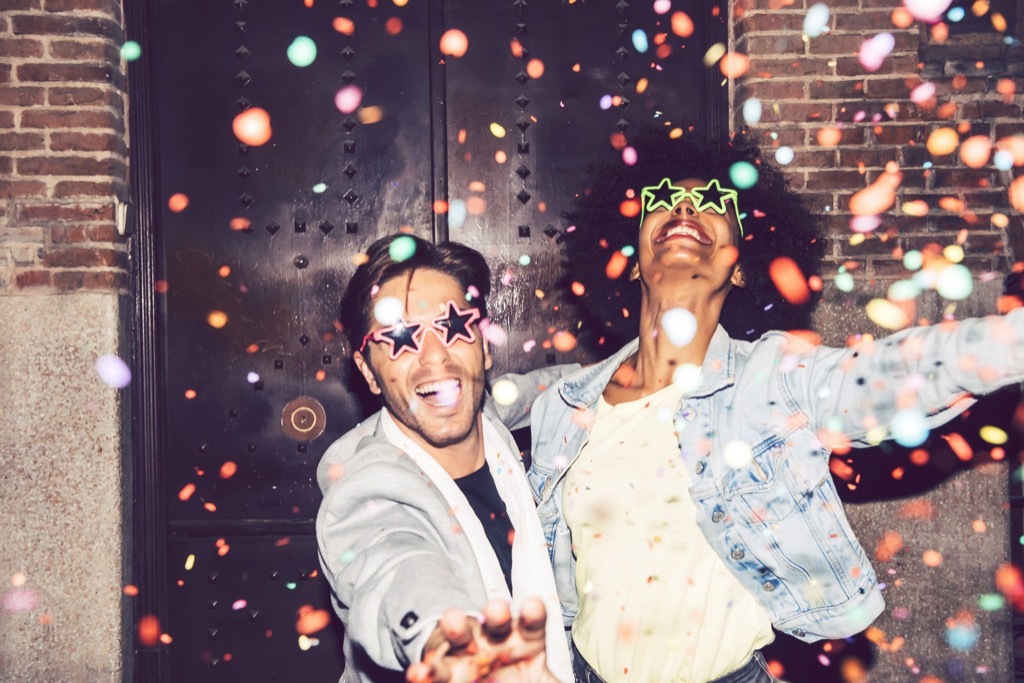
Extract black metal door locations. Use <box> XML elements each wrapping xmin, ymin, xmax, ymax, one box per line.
<box><xmin>128</xmin><ymin>1</ymin><xmax>723</xmax><ymax>680</ymax></box>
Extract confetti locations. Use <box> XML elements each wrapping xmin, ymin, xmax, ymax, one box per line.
<box><xmin>552</xmin><ymin>331</ymin><xmax>577</xmax><ymax>352</ymax></box>
<box><xmin>723</xmin><ymin>440</ymin><xmax>753</xmax><ymax>468</ymax></box>
<box><xmin>287</xmin><ymin>36</ymin><xmax>317</xmax><ymax>67</ymax></box>
<box><xmin>910</xmin><ymin>81</ymin><xmax>936</xmax><ymax>104</ymax></box>
<box><xmin>804</xmin><ymin>3</ymin><xmax>830</xmax><ymax>37</ymax></box>
<box><xmin>631</xmin><ymin>29</ymin><xmax>649</xmax><ymax>53</ymax></box>
<box><xmin>138</xmin><ymin>615</ymin><xmax>161</xmax><ymax>647</ymax></box>
<box><xmin>865</xmin><ymin>298</ymin><xmax>910</xmax><ymax>329</ymax></box>
<box><xmin>945</xmin><ymin>615</ymin><xmax>978</xmax><ymax>651</ymax></box>
<box><xmin>388</xmin><ymin>235</ymin><xmax>417</xmax><ymax>262</ymax></box>
<box><xmin>232</xmin><ymin>107</ymin><xmax>272</xmax><ymax>146</ymax></box>
<box><xmin>729</xmin><ymin>161</ymin><xmax>759</xmax><ymax>189</ymax></box>
<box><xmin>296</xmin><ymin>605</ymin><xmax>331</xmax><ymax>635</ymax></box>
<box><xmin>479</xmin><ymin>319</ymin><xmax>508</xmax><ymax>346</ymax></box>
<box><xmin>606</xmin><ymin>251</ymin><xmax>629</xmax><ymax>279</ymax></box>
<box><xmin>935</xmin><ymin>263</ymin><xmax>973</xmax><ymax>300</ymax></box>
<box><xmin>903</xmin><ymin>0</ymin><xmax>953</xmax><ymax>23</ymax></box>
<box><xmin>671</xmin><ymin>11</ymin><xmax>695</xmax><ymax>37</ymax></box>
<box><xmin>980</xmin><ymin>425</ymin><xmax>1008</xmax><ymax>445</ymax></box>
<box><xmin>742</xmin><ymin>98</ymin><xmax>762</xmax><ymax>126</ymax></box>
<box><xmin>121</xmin><ymin>40</ymin><xmax>142</xmax><ymax>61</ymax></box>
<box><xmin>719</xmin><ymin>52</ymin><xmax>750</xmax><ymax>79</ymax></box>
<box><xmin>672</xmin><ymin>363</ymin><xmax>703</xmax><ymax>392</ymax></box>
<box><xmin>702</xmin><ymin>43</ymin><xmax>727</xmax><ymax>67</ymax></box>
<box><xmin>373</xmin><ymin>297</ymin><xmax>404</xmax><ymax>326</ymax></box>
<box><xmin>334</xmin><ymin>85</ymin><xmax>363</xmax><ymax>114</ymax></box>
<box><xmin>661</xmin><ymin>308</ymin><xmax>697</xmax><ymax>347</ymax></box>
<box><xmin>775</xmin><ymin>146</ymin><xmax>794</xmax><ymax>165</ymax></box>
<box><xmin>769</xmin><ymin>257</ymin><xmax>811</xmax><ymax>304</ymax></box>
<box><xmin>96</xmin><ymin>354</ymin><xmax>132</xmax><ymax>388</ymax></box>
<box><xmin>653</xmin><ymin>0</ymin><xmax>671</xmax><ymax>14</ymax></box>
<box><xmin>491</xmin><ymin>379</ymin><xmax>520</xmax><ymax>406</ymax></box>
<box><xmin>849</xmin><ymin>167</ymin><xmax>902</xmax><ymax>216</ymax></box>
<box><xmin>440</xmin><ymin>29</ymin><xmax>468</xmax><ymax>57</ymax></box>
<box><xmin>858</xmin><ymin>33</ymin><xmax>895</xmax><ymax>72</ymax></box>
<box><xmin>207</xmin><ymin>310</ymin><xmax>228</xmax><ymax>329</ymax></box>
<box><xmin>891</xmin><ymin>409</ymin><xmax>930</xmax><ymax>447</ymax></box>
<box><xmin>926</xmin><ymin>127</ymin><xmax>959</xmax><ymax>156</ymax></box>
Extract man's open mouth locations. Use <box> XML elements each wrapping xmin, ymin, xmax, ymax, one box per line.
<box><xmin>655</xmin><ymin>220</ymin><xmax>712</xmax><ymax>245</ymax></box>
<box><xmin>415</xmin><ymin>378</ymin><xmax>461</xmax><ymax>407</ymax></box>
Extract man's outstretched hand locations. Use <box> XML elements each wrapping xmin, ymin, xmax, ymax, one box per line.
<box><xmin>406</xmin><ymin>597</ymin><xmax>558</xmax><ymax>683</ymax></box>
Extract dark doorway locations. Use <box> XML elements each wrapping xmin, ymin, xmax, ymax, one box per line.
<box><xmin>127</xmin><ymin>0</ymin><xmax>725</xmax><ymax>679</ymax></box>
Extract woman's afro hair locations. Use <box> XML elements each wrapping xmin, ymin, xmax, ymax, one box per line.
<box><xmin>562</xmin><ymin>127</ymin><xmax>825</xmax><ymax>352</ymax></box>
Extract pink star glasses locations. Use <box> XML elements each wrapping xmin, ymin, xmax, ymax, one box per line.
<box><xmin>358</xmin><ymin>300</ymin><xmax>482</xmax><ymax>360</ymax></box>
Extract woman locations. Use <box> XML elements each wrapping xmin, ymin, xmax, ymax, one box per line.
<box><xmin>528</xmin><ymin>131</ymin><xmax>1024</xmax><ymax>683</ymax></box>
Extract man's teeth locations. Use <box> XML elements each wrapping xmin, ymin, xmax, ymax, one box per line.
<box><xmin>416</xmin><ymin>379</ymin><xmax>460</xmax><ymax>397</ymax></box>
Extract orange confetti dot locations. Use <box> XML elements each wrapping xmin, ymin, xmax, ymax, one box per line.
<box><xmin>207</xmin><ymin>310</ymin><xmax>228</xmax><ymax>329</ymax></box>
<box><xmin>333</xmin><ymin>17</ymin><xmax>355</xmax><ymax>35</ymax></box>
<box><xmin>526</xmin><ymin>58</ymin><xmax>545</xmax><ymax>79</ymax></box>
<box><xmin>552</xmin><ymin>331</ymin><xmax>577</xmax><ymax>352</ymax></box>
<box><xmin>571</xmin><ymin>281</ymin><xmax>586</xmax><ymax>296</ymax></box>
<box><xmin>123</xmin><ymin>584</ymin><xmax>139</xmax><ymax>596</ymax></box>
<box><xmin>439</xmin><ymin>28</ymin><xmax>468</xmax><ymax>57</ymax></box>
<box><xmin>910</xmin><ymin>448</ymin><xmax>929</xmax><ymax>465</ymax></box>
<box><xmin>671</xmin><ymin>10</ymin><xmax>694</xmax><ymax>37</ymax></box>
<box><xmin>719</xmin><ymin>52</ymin><xmax>750</xmax><ymax>79</ymax></box>
<box><xmin>159</xmin><ymin>633</ymin><xmax>173</xmax><ymax>645</ymax></box>
<box><xmin>926</xmin><ymin>127</ymin><xmax>959</xmax><ymax>156</ymax></box>
<box><xmin>154</xmin><ymin>280</ymin><xmax>169</xmax><ymax>293</ymax></box>
<box><xmin>494</xmin><ymin>150</ymin><xmax>507</xmax><ymax>164</ymax></box>
<box><xmin>138</xmin><ymin>615</ymin><xmax>160</xmax><ymax>647</ymax></box>
<box><xmin>891</xmin><ymin>6</ymin><xmax>913</xmax><ymax>27</ymax></box>
<box><xmin>167</xmin><ymin>193</ymin><xmax>189</xmax><ymax>213</ymax></box>
<box><xmin>296</xmin><ymin>605</ymin><xmax>332</xmax><ymax>635</ymax></box>
<box><xmin>619</xmin><ymin>198</ymin><xmax>641</xmax><ymax>218</ymax></box>
<box><xmin>178</xmin><ymin>483</ymin><xmax>196</xmax><ymax>501</ymax></box>
<box><xmin>220</xmin><ymin>461</ymin><xmax>238</xmax><ymax>479</ymax></box>
<box><xmin>875</xmin><ymin>530</ymin><xmax>903</xmax><ymax>562</ymax></box>
<box><xmin>849</xmin><ymin>169</ymin><xmax>902</xmax><ymax>216</ymax></box>
<box><xmin>203</xmin><ymin>502</ymin><xmax>217</xmax><ymax>512</ymax></box>
<box><xmin>1009</xmin><ymin>176</ymin><xmax>1024</xmax><ymax>212</ymax></box>
<box><xmin>465</xmin><ymin>196</ymin><xmax>486</xmax><ymax>215</ymax></box>
<box><xmin>432</xmin><ymin>200</ymin><xmax>449</xmax><ymax>214</ymax></box>
<box><xmin>229</xmin><ymin>217</ymin><xmax>251</xmax><ymax>232</ymax></box>
<box><xmin>315</xmin><ymin>369</ymin><xmax>326</xmax><ymax>381</ymax></box>
<box><xmin>184</xmin><ymin>389</ymin><xmax>197</xmax><ymax>399</ymax></box>
<box><xmin>922</xmin><ymin>549</ymin><xmax>943</xmax><ymax>567</ymax></box>
<box><xmin>942</xmin><ymin>432</ymin><xmax>973</xmax><ymax>461</ymax></box>
<box><xmin>605</xmin><ymin>251</ymin><xmax>629</xmax><ymax>279</ymax></box>
<box><xmin>959</xmin><ymin>135</ymin><xmax>991</xmax><ymax>168</ymax></box>
<box><xmin>217</xmin><ymin>265</ymin><xmax>231</xmax><ymax>278</ymax></box>
<box><xmin>509</xmin><ymin>38</ymin><xmax>524</xmax><ymax>58</ymax></box>
<box><xmin>232</xmin><ymin>107</ymin><xmax>272</xmax><ymax>146</ymax></box>
<box><xmin>768</xmin><ymin>256</ymin><xmax>810</xmax><ymax>304</ymax></box>
<box><xmin>816</xmin><ymin>127</ymin><xmax>842</xmax><ymax>147</ymax></box>
<box><xmin>972</xmin><ymin>519</ymin><xmax>987</xmax><ymax>533</ymax></box>
<box><xmin>385</xmin><ymin>17</ymin><xmax>402</xmax><ymax>35</ymax></box>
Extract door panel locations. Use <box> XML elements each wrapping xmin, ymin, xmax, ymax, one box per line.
<box><xmin>139</xmin><ymin>0</ymin><xmax>722</xmax><ymax>678</ymax></box>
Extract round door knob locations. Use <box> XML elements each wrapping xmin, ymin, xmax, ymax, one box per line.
<box><xmin>281</xmin><ymin>396</ymin><xmax>327</xmax><ymax>442</ymax></box>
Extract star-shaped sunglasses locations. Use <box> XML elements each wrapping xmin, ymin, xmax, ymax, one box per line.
<box><xmin>359</xmin><ymin>300</ymin><xmax>481</xmax><ymax>360</ymax></box>
<box><xmin>639</xmin><ymin>178</ymin><xmax>744</xmax><ymax>235</ymax></box>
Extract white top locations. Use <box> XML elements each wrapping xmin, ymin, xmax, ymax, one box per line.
<box><xmin>563</xmin><ymin>384</ymin><xmax>774</xmax><ymax>683</ymax></box>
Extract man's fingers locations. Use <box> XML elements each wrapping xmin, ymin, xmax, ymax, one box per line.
<box><xmin>481</xmin><ymin>600</ymin><xmax>513</xmax><ymax>643</ymax></box>
<box><xmin>517</xmin><ymin>598</ymin><xmax>547</xmax><ymax>641</ymax></box>
<box><xmin>406</xmin><ymin>662</ymin><xmax>438</xmax><ymax>683</ymax></box>
<box><xmin>439</xmin><ymin>608</ymin><xmax>473</xmax><ymax>649</ymax></box>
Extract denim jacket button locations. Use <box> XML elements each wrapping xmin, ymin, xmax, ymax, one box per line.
<box><xmin>792</xmin><ymin>629</ymin><xmax>806</xmax><ymax>638</ymax></box>
<box><xmin>682</xmin><ymin>407</ymin><xmax>697</xmax><ymax>421</ymax></box>
<box><xmin>695</xmin><ymin>461</ymin><xmax>706</xmax><ymax>475</ymax></box>
<box><xmin>761</xmin><ymin>581</ymin><xmax>775</xmax><ymax>592</ymax></box>
<box><xmin>731</xmin><ymin>548</ymin><xmax>745</xmax><ymax>560</ymax></box>
<box><xmin>711</xmin><ymin>510</ymin><xmax>725</xmax><ymax>523</ymax></box>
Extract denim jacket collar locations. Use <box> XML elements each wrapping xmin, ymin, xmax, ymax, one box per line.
<box><xmin>558</xmin><ymin>325</ymin><xmax>736</xmax><ymax>408</ymax></box>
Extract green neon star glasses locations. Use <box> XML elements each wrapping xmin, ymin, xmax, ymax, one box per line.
<box><xmin>639</xmin><ymin>178</ymin><xmax>744</xmax><ymax>235</ymax></box>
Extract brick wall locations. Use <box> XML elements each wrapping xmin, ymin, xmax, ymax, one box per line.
<box><xmin>733</xmin><ymin>1</ymin><xmax>1021</xmax><ymax>299</ymax></box>
<box><xmin>0</xmin><ymin>0</ymin><xmax>128</xmax><ymax>293</ymax></box>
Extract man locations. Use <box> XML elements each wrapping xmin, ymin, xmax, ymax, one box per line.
<box><xmin>316</xmin><ymin>234</ymin><xmax>574</xmax><ymax>682</ymax></box>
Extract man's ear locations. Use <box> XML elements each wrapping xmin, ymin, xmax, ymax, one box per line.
<box><xmin>353</xmin><ymin>351</ymin><xmax>382</xmax><ymax>395</ymax></box>
<box><xmin>483</xmin><ymin>341</ymin><xmax>493</xmax><ymax>372</ymax></box>
<box><xmin>731</xmin><ymin>264</ymin><xmax>747</xmax><ymax>288</ymax></box>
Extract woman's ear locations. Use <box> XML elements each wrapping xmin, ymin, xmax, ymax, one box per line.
<box><xmin>731</xmin><ymin>265</ymin><xmax>747</xmax><ymax>288</ymax></box>
<box><xmin>353</xmin><ymin>351</ymin><xmax>382</xmax><ymax>395</ymax></box>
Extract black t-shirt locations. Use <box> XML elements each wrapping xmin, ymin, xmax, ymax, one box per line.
<box><xmin>454</xmin><ymin>463</ymin><xmax>514</xmax><ymax>593</ymax></box>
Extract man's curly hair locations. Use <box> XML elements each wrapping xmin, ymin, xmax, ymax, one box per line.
<box><xmin>563</xmin><ymin>128</ymin><xmax>825</xmax><ymax>352</ymax></box>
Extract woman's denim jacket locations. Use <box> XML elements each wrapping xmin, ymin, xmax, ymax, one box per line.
<box><xmin>528</xmin><ymin>313</ymin><xmax>1024</xmax><ymax>643</ymax></box>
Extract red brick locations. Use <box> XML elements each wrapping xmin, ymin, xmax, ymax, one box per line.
<box><xmin>0</xmin><ymin>64</ymin><xmax>9</xmax><ymax>84</ymax></box>
<box><xmin>21</xmin><ymin>108</ymin><xmax>120</xmax><ymax>130</ymax></box>
<box><xmin>747</xmin><ymin>57</ymin><xmax>836</xmax><ymax>78</ymax></box>
<box><xmin>48</xmin><ymin>39</ymin><xmax>119</xmax><ymax>62</ymax></box>
<box><xmin>836</xmin><ymin>103</ymin><xmax>893</xmax><ymax>123</ymax></box>
<box><xmin>0</xmin><ymin>132</ymin><xmax>44</xmax><ymax>151</ymax></box>
<box><xmin>831</xmin><ymin>11</ymin><xmax>910</xmax><ymax>31</ymax></box>
<box><xmin>0</xmin><ymin>157</ymin><xmax>12</xmax><ymax>174</ymax></box>
<box><xmin>50</xmin><ymin>225</ymin><xmax>88</xmax><ymax>243</ymax></box>
<box><xmin>50</xmin><ymin>132</ymin><xmax>125</xmax><ymax>154</ymax></box>
<box><xmin>41</xmin><ymin>247</ymin><xmax>124</xmax><ymax>268</ymax></box>
<box><xmin>44</xmin><ymin>0</ymin><xmax>121</xmax><ymax>18</ymax></box>
<box><xmin>48</xmin><ymin>86</ymin><xmax>119</xmax><ymax>107</ymax></box>
<box><xmin>53</xmin><ymin>269</ymin><xmax>127</xmax><ymax>291</ymax></box>
<box><xmin>735</xmin><ymin>12</ymin><xmax>806</xmax><ymax>36</ymax></box>
<box><xmin>740</xmin><ymin>34</ymin><xmax>805</xmax><ymax>55</ymax></box>
<box><xmin>736</xmin><ymin>79</ymin><xmax>806</xmax><ymax>100</ymax></box>
<box><xmin>0</xmin><ymin>180</ymin><xmax>46</xmax><ymax>197</ymax></box>
<box><xmin>864</xmin><ymin>77</ymin><xmax>919</xmax><ymax>99</ymax></box>
<box><xmin>760</xmin><ymin>102</ymin><xmax>833</xmax><ymax>124</ymax></box>
<box><xmin>16</xmin><ymin>202</ymin><xmax>113</xmax><ymax>222</ymax></box>
<box><xmin>86</xmin><ymin>223</ymin><xmax>118</xmax><ymax>240</ymax></box>
<box><xmin>838</xmin><ymin>147</ymin><xmax>898</xmax><ymax>167</ymax></box>
<box><xmin>995</xmin><ymin>123</ymin><xmax>1024</xmax><ymax>138</ymax></box>
<box><xmin>3</xmin><ymin>0</ymin><xmax>42</xmax><ymax>8</ymax></box>
<box><xmin>795</xmin><ymin>191</ymin><xmax>836</xmax><ymax>213</ymax></box>
<box><xmin>0</xmin><ymin>111</ymin><xmax>14</xmax><ymax>128</ymax></box>
<box><xmin>17</xmin><ymin>156</ymin><xmax>125</xmax><ymax>177</ymax></box>
<box><xmin>806</xmin><ymin>33</ymin><xmax>865</xmax><ymax>56</ymax></box>
<box><xmin>0</xmin><ymin>37</ymin><xmax>44</xmax><ymax>58</ymax></box>
<box><xmin>11</xmin><ymin>14</ymin><xmax>122</xmax><ymax>40</ymax></box>
<box><xmin>808</xmin><ymin>78</ymin><xmax>864</xmax><ymax>99</ymax></box>
<box><xmin>15</xmin><ymin>269</ymin><xmax>51</xmax><ymax>288</ymax></box>
<box><xmin>836</xmin><ymin>53</ymin><xmax>920</xmax><ymax>77</ymax></box>
<box><xmin>930</xmin><ymin>168</ymin><xmax>997</xmax><ymax>189</ymax></box>
<box><xmin>871</xmin><ymin>124</ymin><xmax>926</xmax><ymax>145</ymax></box>
<box><xmin>757</xmin><ymin>127</ymin><xmax>806</xmax><ymax>147</ymax></box>
<box><xmin>786</xmin><ymin>149</ymin><xmax>838</xmax><ymax>168</ymax></box>
<box><xmin>17</xmin><ymin>62</ymin><xmax>123</xmax><ymax>89</ymax></box>
<box><xmin>961</xmin><ymin>100</ymin><xmax>1021</xmax><ymax>119</ymax></box>
<box><xmin>53</xmin><ymin>180</ymin><xmax>122</xmax><ymax>197</ymax></box>
<box><xmin>806</xmin><ymin>169</ymin><xmax>868</xmax><ymax>190</ymax></box>
<box><xmin>0</xmin><ymin>86</ymin><xmax>45</xmax><ymax>106</ymax></box>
